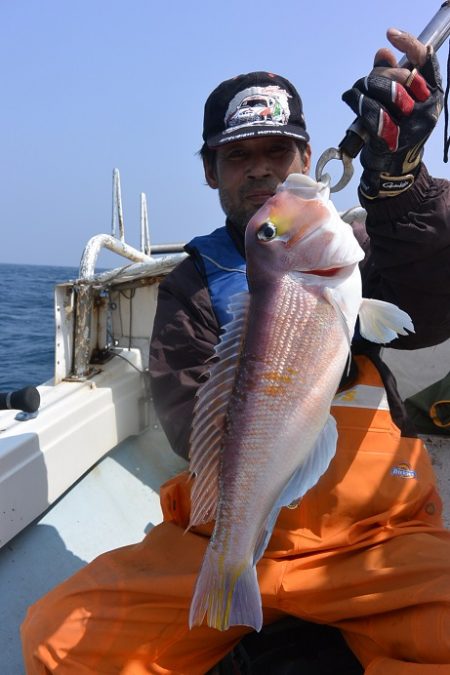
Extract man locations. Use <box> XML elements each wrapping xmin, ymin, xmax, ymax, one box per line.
<box><xmin>22</xmin><ymin>29</ymin><xmax>450</xmax><ymax>674</ymax></box>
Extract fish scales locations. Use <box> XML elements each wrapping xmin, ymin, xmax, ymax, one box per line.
<box><xmin>188</xmin><ymin>173</ymin><xmax>414</xmax><ymax>632</ymax></box>
<box><xmin>220</xmin><ymin>281</ymin><xmax>346</xmax><ymax>483</ymax></box>
<box><xmin>190</xmin><ymin>285</ymin><xmax>346</xmax><ymax>629</ymax></box>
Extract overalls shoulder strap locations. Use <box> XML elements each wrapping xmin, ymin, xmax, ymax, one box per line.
<box><xmin>186</xmin><ymin>226</ymin><xmax>247</xmax><ymax>329</ymax></box>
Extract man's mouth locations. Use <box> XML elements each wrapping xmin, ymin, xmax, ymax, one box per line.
<box><xmin>244</xmin><ymin>191</ymin><xmax>275</xmax><ymax>205</ymax></box>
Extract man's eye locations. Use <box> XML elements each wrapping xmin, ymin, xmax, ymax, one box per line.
<box><xmin>257</xmin><ymin>221</ymin><xmax>277</xmax><ymax>241</ymax></box>
<box><xmin>270</xmin><ymin>145</ymin><xmax>290</xmax><ymax>157</ymax></box>
<box><xmin>225</xmin><ymin>150</ymin><xmax>246</xmax><ymax>161</ymax></box>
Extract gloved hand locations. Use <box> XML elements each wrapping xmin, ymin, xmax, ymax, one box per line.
<box><xmin>342</xmin><ymin>28</ymin><xmax>444</xmax><ymax>199</ymax></box>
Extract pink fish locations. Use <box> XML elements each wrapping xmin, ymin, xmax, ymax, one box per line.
<box><xmin>188</xmin><ymin>174</ymin><xmax>413</xmax><ymax>632</ymax></box>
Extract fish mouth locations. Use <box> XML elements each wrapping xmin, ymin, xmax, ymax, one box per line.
<box><xmin>293</xmin><ymin>263</ymin><xmax>357</xmax><ymax>280</ymax></box>
<box><xmin>303</xmin><ymin>267</ymin><xmax>341</xmax><ymax>277</ymax></box>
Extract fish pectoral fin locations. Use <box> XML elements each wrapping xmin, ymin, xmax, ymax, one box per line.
<box><xmin>189</xmin><ymin>547</ymin><xmax>263</xmax><ymax>632</ymax></box>
<box><xmin>253</xmin><ymin>415</ymin><xmax>338</xmax><ymax>564</ymax></box>
<box><xmin>358</xmin><ymin>298</ymin><xmax>415</xmax><ymax>344</ymax></box>
<box><xmin>323</xmin><ymin>287</ymin><xmax>352</xmax><ymax>346</ymax></box>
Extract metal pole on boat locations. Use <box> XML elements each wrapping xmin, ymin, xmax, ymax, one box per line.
<box><xmin>140</xmin><ymin>193</ymin><xmax>151</xmax><ymax>256</ymax></box>
<box><xmin>111</xmin><ymin>168</ymin><xmax>125</xmax><ymax>241</ymax></box>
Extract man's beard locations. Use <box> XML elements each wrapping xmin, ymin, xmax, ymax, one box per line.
<box><xmin>218</xmin><ymin>180</ymin><xmax>278</xmax><ymax>232</ymax></box>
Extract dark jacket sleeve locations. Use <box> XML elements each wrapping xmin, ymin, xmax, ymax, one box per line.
<box><xmin>149</xmin><ymin>256</ymin><xmax>219</xmax><ymax>459</ymax></box>
<box><xmin>358</xmin><ymin>163</ymin><xmax>450</xmax><ymax>349</ymax></box>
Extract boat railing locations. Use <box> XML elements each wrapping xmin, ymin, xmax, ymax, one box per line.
<box><xmin>65</xmin><ymin>170</ymin><xmax>187</xmax><ymax>382</ymax></box>
<box><xmin>79</xmin><ymin>169</ymin><xmax>186</xmax><ymax>282</ymax></box>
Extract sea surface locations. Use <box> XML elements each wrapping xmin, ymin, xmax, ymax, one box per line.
<box><xmin>0</xmin><ymin>263</ymin><xmax>79</xmax><ymax>391</ymax></box>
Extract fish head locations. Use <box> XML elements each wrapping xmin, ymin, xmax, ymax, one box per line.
<box><xmin>245</xmin><ymin>174</ymin><xmax>365</xmax><ymax>288</ymax></box>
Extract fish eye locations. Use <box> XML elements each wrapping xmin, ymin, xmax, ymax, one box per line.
<box><xmin>257</xmin><ymin>221</ymin><xmax>277</xmax><ymax>241</ymax></box>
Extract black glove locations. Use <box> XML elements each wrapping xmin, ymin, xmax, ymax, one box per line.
<box><xmin>342</xmin><ymin>47</ymin><xmax>443</xmax><ymax>199</ymax></box>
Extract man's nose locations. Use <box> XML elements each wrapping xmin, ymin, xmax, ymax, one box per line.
<box><xmin>246</xmin><ymin>154</ymin><xmax>273</xmax><ymax>178</ymax></box>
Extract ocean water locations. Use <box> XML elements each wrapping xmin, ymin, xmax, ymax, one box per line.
<box><xmin>0</xmin><ymin>263</ymin><xmax>79</xmax><ymax>391</ymax></box>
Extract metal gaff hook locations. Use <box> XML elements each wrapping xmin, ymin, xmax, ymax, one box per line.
<box><xmin>314</xmin><ymin>147</ymin><xmax>354</xmax><ymax>193</ymax></box>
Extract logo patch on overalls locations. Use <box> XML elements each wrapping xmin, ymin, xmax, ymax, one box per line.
<box><xmin>390</xmin><ymin>462</ymin><xmax>417</xmax><ymax>479</ymax></box>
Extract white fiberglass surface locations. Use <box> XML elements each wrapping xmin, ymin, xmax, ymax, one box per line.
<box><xmin>0</xmin><ymin>425</ymin><xmax>186</xmax><ymax>675</ymax></box>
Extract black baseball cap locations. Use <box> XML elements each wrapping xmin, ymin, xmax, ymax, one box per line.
<box><xmin>203</xmin><ymin>71</ymin><xmax>309</xmax><ymax>148</ymax></box>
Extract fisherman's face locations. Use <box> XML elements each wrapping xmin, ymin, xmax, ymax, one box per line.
<box><xmin>204</xmin><ymin>137</ymin><xmax>311</xmax><ymax>231</ymax></box>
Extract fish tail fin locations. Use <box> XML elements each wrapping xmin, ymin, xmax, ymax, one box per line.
<box><xmin>189</xmin><ymin>548</ymin><xmax>263</xmax><ymax>632</ymax></box>
<box><xmin>358</xmin><ymin>298</ymin><xmax>414</xmax><ymax>344</ymax></box>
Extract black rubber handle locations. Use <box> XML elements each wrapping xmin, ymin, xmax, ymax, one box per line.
<box><xmin>0</xmin><ymin>386</ymin><xmax>41</xmax><ymax>413</ymax></box>
<box><xmin>339</xmin><ymin>128</ymin><xmax>366</xmax><ymax>159</ymax></box>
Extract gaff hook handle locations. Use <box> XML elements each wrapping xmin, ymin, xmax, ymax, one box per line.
<box><xmin>315</xmin><ymin>1</ymin><xmax>450</xmax><ymax>192</ymax></box>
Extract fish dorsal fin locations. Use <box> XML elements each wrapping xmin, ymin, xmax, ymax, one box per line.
<box><xmin>358</xmin><ymin>298</ymin><xmax>414</xmax><ymax>344</ymax></box>
<box><xmin>188</xmin><ymin>291</ymin><xmax>250</xmax><ymax>528</ymax></box>
<box><xmin>253</xmin><ymin>414</ymin><xmax>338</xmax><ymax>564</ymax></box>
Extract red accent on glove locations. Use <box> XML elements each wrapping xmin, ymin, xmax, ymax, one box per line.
<box><xmin>393</xmin><ymin>83</ymin><xmax>415</xmax><ymax>115</ymax></box>
<box><xmin>407</xmin><ymin>71</ymin><xmax>430</xmax><ymax>102</ymax></box>
<box><xmin>379</xmin><ymin>110</ymin><xmax>400</xmax><ymax>152</ymax></box>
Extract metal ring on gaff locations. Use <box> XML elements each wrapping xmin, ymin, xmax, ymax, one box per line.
<box><xmin>315</xmin><ymin>147</ymin><xmax>355</xmax><ymax>193</ymax></box>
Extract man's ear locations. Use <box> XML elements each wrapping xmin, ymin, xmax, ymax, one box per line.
<box><xmin>203</xmin><ymin>157</ymin><xmax>218</xmax><ymax>189</ymax></box>
<box><xmin>302</xmin><ymin>144</ymin><xmax>312</xmax><ymax>175</ymax></box>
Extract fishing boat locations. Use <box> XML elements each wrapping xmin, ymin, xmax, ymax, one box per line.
<box><xmin>1</xmin><ymin>170</ymin><xmax>449</xmax><ymax>674</ymax></box>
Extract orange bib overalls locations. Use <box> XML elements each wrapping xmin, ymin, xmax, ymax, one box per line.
<box><xmin>22</xmin><ymin>356</ymin><xmax>450</xmax><ymax>674</ymax></box>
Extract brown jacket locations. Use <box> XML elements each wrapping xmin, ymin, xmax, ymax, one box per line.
<box><xmin>150</xmin><ymin>165</ymin><xmax>450</xmax><ymax>458</ymax></box>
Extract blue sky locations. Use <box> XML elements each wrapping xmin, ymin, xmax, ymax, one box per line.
<box><xmin>2</xmin><ymin>0</ymin><xmax>449</xmax><ymax>268</ymax></box>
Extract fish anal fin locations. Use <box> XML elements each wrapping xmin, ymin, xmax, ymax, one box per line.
<box><xmin>253</xmin><ymin>414</ymin><xmax>338</xmax><ymax>564</ymax></box>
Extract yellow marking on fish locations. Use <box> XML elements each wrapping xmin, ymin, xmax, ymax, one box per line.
<box><xmin>261</xmin><ymin>371</ymin><xmax>297</xmax><ymax>397</ymax></box>
<box><xmin>263</xmin><ymin>384</ymin><xmax>288</xmax><ymax>397</ymax></box>
<box><xmin>262</xmin><ymin>371</ymin><xmax>293</xmax><ymax>384</ymax></box>
<box><xmin>209</xmin><ymin>553</ymin><xmax>227</xmax><ymax>629</ymax></box>
<box><xmin>222</xmin><ymin>564</ymin><xmax>246</xmax><ymax>630</ymax></box>
<box><xmin>268</xmin><ymin>212</ymin><xmax>294</xmax><ymax>236</ymax></box>
<box><xmin>205</xmin><ymin>552</ymin><xmax>248</xmax><ymax>630</ymax></box>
